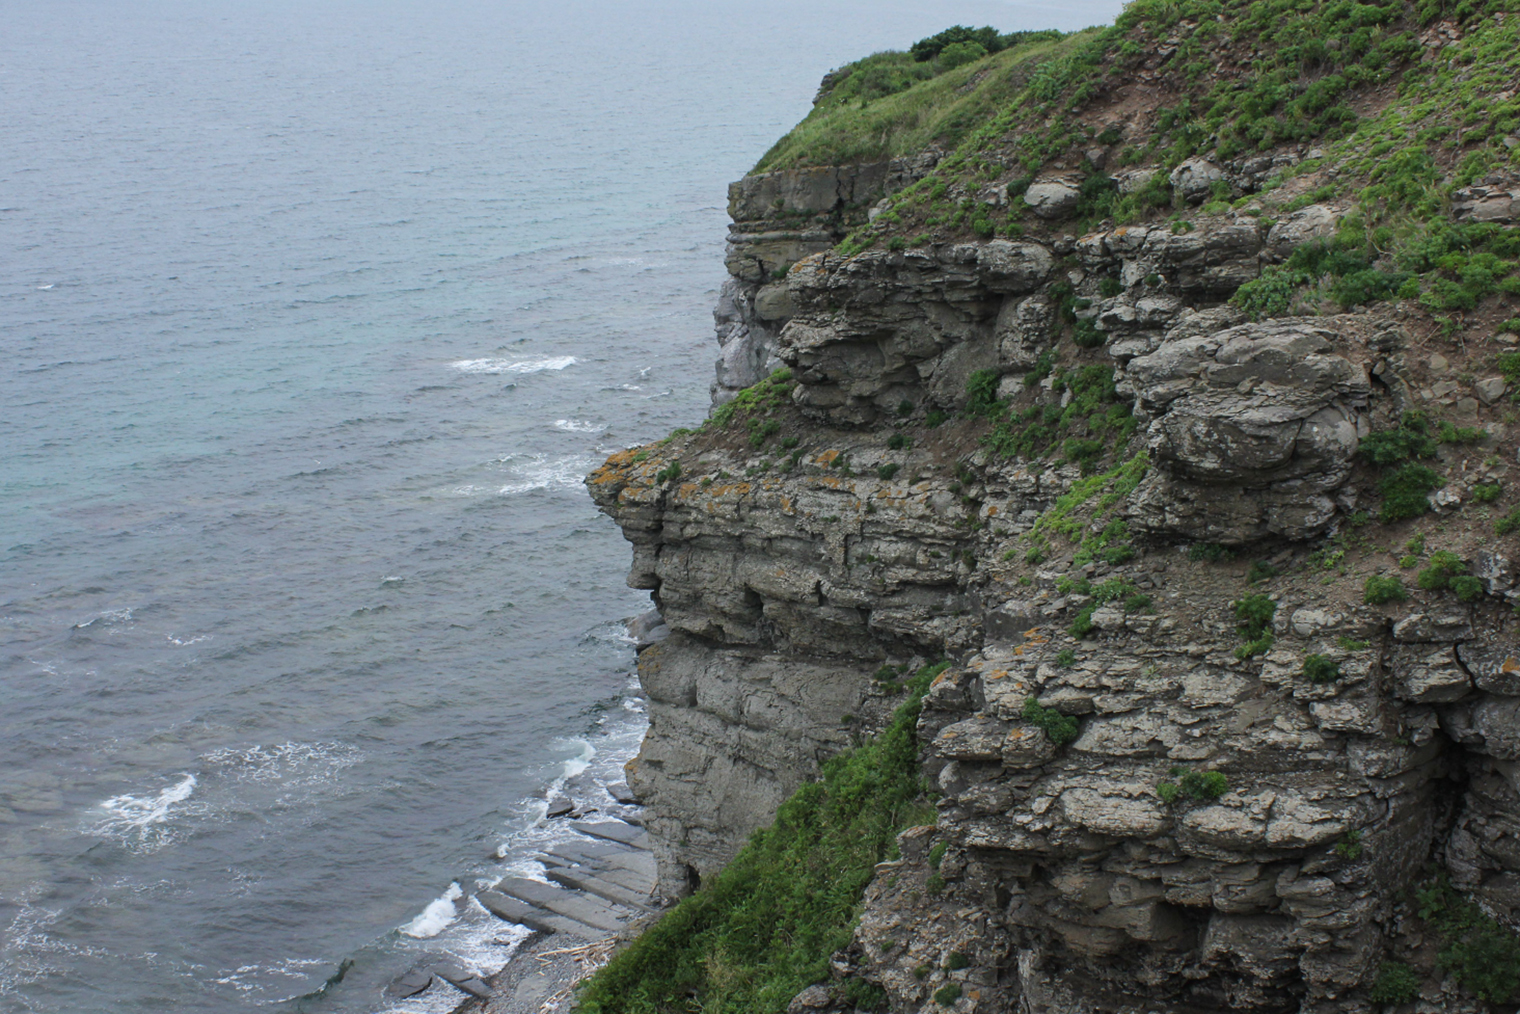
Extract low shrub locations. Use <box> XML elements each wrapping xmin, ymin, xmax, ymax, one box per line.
<box><xmin>1367</xmin><ymin>961</ymin><xmax>1420</xmax><ymax>1004</ymax></box>
<box><xmin>1499</xmin><ymin>506</ymin><xmax>1520</xmax><ymax>535</ymax></box>
<box><xmin>1302</xmin><ymin>654</ymin><xmax>1341</xmax><ymax>684</ymax></box>
<box><xmin>1378</xmin><ymin>464</ymin><xmax>1442</xmax><ymax>523</ymax></box>
<box><xmin>1158</xmin><ymin>768</ymin><xmax>1229</xmax><ymax>803</ymax></box>
<box><xmin>933</xmin><ymin>983</ymin><xmax>962</xmax><ymax>1006</ymax></box>
<box><xmin>1364</xmin><ymin>574</ymin><xmax>1408</xmax><ymax>604</ymax></box>
<box><xmin>1189</xmin><ymin>542</ymin><xmax>1232</xmax><ymax>562</ymax></box>
<box><xmin>1416</xmin><ymin>872</ymin><xmax>1520</xmax><ymax>1004</ymax></box>
<box><xmin>1418</xmin><ymin>551</ymin><xmax>1474</xmax><ymax>598</ymax></box>
<box><xmin>1022</xmin><ymin>696</ymin><xmax>1079</xmax><ymax>746</ymax></box>
<box><xmin>1233</xmin><ymin>594</ymin><xmax>1276</xmax><ymax>658</ymax></box>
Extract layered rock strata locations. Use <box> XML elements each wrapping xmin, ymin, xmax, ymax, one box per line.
<box><xmin>589</xmin><ymin>154</ymin><xmax>1520</xmax><ymax>1012</ymax></box>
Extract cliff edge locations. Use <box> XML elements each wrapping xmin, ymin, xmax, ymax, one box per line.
<box><xmin>584</xmin><ymin>3</ymin><xmax>1520</xmax><ymax>1011</ymax></box>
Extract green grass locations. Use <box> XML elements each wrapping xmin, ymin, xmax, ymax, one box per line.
<box><xmin>709</xmin><ymin>369</ymin><xmax>797</xmax><ymax>433</ymax></box>
<box><xmin>755</xmin><ymin>33</ymin><xmax>1081</xmax><ymax>172</ymax></box>
<box><xmin>574</xmin><ymin>663</ymin><xmax>947</xmax><ymax>1014</ymax></box>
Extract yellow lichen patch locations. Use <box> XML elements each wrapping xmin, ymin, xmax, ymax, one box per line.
<box><xmin>1503</xmin><ymin>657</ymin><xmax>1520</xmax><ymax>673</ymax></box>
<box><xmin>986</xmin><ymin>505</ymin><xmax>999</xmax><ymax>516</ymax></box>
<box><xmin>932</xmin><ymin>669</ymin><xmax>956</xmax><ymax>687</ymax></box>
<box><xmin>985</xmin><ymin>668</ymin><xmax>1010</xmax><ymax>681</ymax></box>
<box><xmin>814</xmin><ymin>449</ymin><xmax>840</xmax><ymax>466</ymax></box>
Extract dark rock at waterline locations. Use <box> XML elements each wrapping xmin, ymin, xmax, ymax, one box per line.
<box><xmin>545</xmin><ymin>796</ymin><xmax>575</xmax><ymax>819</ymax></box>
<box><xmin>607</xmin><ymin>780</ymin><xmax>637</xmax><ymax>804</ymax></box>
<box><xmin>386</xmin><ymin>967</ymin><xmax>433</xmax><ymax>998</ymax></box>
<box><xmin>626</xmin><ymin>608</ymin><xmax>669</xmax><ymax>651</ymax></box>
<box><xmin>434</xmin><ymin>965</ymin><xmax>492</xmax><ymax>999</ymax></box>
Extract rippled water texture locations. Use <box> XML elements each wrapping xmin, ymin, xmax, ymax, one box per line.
<box><xmin>0</xmin><ymin>0</ymin><xmax>1119</xmax><ymax>1010</ymax></box>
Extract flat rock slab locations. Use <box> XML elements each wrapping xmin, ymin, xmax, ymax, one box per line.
<box><xmin>476</xmin><ymin>889</ymin><xmax>603</xmax><ymax>941</ymax></box>
<box><xmin>570</xmin><ymin>820</ymin><xmax>648</xmax><ymax>848</ymax></box>
<box><xmin>435</xmin><ymin>967</ymin><xmax>492</xmax><ymax>999</ymax></box>
<box><xmin>493</xmin><ymin>876</ymin><xmax>631</xmax><ymax>932</ymax></box>
<box><xmin>545</xmin><ymin>866</ymin><xmax>655</xmax><ymax>911</ymax></box>
<box><xmin>542</xmin><ymin>841</ymin><xmax>657</xmax><ymax>878</ymax></box>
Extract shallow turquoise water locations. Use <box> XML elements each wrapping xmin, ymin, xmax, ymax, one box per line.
<box><xmin>0</xmin><ymin>1</ymin><xmax>1121</xmax><ymax>1010</ymax></box>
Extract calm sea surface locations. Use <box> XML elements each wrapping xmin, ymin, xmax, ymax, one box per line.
<box><xmin>0</xmin><ymin>1</ymin><xmax>1120</xmax><ymax>1010</ymax></box>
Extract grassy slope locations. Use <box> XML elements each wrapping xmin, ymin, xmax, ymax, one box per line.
<box><xmin>573</xmin><ymin>663</ymin><xmax>946</xmax><ymax>1014</ymax></box>
<box><xmin>754</xmin><ymin>33</ymin><xmax>1084</xmax><ymax>173</ymax></box>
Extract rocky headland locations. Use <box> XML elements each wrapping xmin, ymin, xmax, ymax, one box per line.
<box><xmin>579</xmin><ymin>5</ymin><xmax>1520</xmax><ymax>1012</ymax></box>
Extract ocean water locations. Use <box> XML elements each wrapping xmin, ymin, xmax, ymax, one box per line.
<box><xmin>0</xmin><ymin>1</ymin><xmax>1122</xmax><ymax>1010</ymax></box>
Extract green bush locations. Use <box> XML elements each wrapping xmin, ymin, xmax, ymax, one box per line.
<box><xmin>1364</xmin><ymin>574</ymin><xmax>1408</xmax><ymax>604</ymax></box>
<box><xmin>944</xmin><ymin>952</ymin><xmax>970</xmax><ymax>971</ymax></box>
<box><xmin>1055</xmin><ymin>648</ymin><xmax>1077</xmax><ymax>667</ymax></box>
<box><xmin>1474</xmin><ymin>482</ymin><xmax>1502</xmax><ymax>503</ymax></box>
<box><xmin>655</xmin><ymin>461</ymin><xmax>682</xmax><ymax>484</ymax></box>
<box><xmin>574</xmin><ymin>662</ymin><xmax>948</xmax><ymax>1014</ymax></box>
<box><xmin>1417</xmin><ymin>551</ymin><xmax>1466</xmax><ymax>591</ymax></box>
<box><xmin>1359</xmin><ymin>411</ymin><xmax>1438</xmax><ymax>466</ymax></box>
<box><xmin>877</xmin><ymin>463</ymin><xmax>901</xmax><ymax>481</ymax></box>
<box><xmin>1179</xmin><ymin>770</ymin><xmax>1229</xmax><ymax>800</ymax></box>
<box><xmin>1302</xmin><ymin>654</ymin><xmax>1340</xmax><ymax>684</ymax></box>
<box><xmin>1499</xmin><ymin>506</ymin><xmax>1520</xmax><ymax>535</ymax></box>
<box><xmin>933</xmin><ymin>983</ymin><xmax>962</xmax><ymax>1006</ymax></box>
<box><xmin>1188</xmin><ymin>542</ymin><xmax>1232</xmax><ymax>562</ymax></box>
<box><xmin>938</xmin><ymin>40</ymin><xmax>988</xmax><ymax>69</ymax></box>
<box><xmin>964</xmin><ymin>369</ymin><xmax>1001</xmax><ymax>417</ymax></box>
<box><xmin>1367</xmin><ymin>961</ymin><xmax>1420</xmax><ymax>1004</ymax></box>
<box><xmin>1157</xmin><ymin>768</ymin><xmax>1229</xmax><ymax>803</ymax></box>
<box><xmin>1416</xmin><ymin>873</ymin><xmax>1520</xmax><ymax>1004</ymax></box>
<box><xmin>842</xmin><ymin>979</ymin><xmax>888</xmax><ymax>1012</ymax></box>
<box><xmin>1234</xmin><ymin>594</ymin><xmax>1276</xmax><ymax>637</ymax></box>
<box><xmin>1022</xmin><ymin>696</ymin><xmax>1079</xmax><ymax>746</ymax></box>
<box><xmin>1378</xmin><ymin>464</ymin><xmax>1442</xmax><ymax>523</ymax></box>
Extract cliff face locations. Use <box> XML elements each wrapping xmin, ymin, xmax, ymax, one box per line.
<box><xmin>587</xmin><ymin>7</ymin><xmax>1520</xmax><ymax>1011</ymax></box>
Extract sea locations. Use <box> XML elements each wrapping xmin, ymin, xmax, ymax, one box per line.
<box><xmin>0</xmin><ymin>1</ymin><xmax>1122</xmax><ymax>1010</ymax></box>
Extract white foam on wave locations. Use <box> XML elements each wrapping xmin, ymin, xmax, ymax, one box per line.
<box><xmin>167</xmin><ymin>633</ymin><xmax>209</xmax><ymax>646</ymax></box>
<box><xmin>552</xmin><ymin>419</ymin><xmax>603</xmax><ymax>433</ymax></box>
<box><xmin>449</xmin><ymin>355</ymin><xmax>577</xmax><ymax>375</ymax></box>
<box><xmin>399</xmin><ymin>882</ymin><xmax>463</xmax><ymax>939</ymax></box>
<box><xmin>494</xmin><ymin>454</ymin><xmax>594</xmax><ymax>496</ymax></box>
<box><xmin>202</xmin><ymin>740</ymin><xmax>362</xmax><ymax>794</ymax></box>
<box><xmin>93</xmin><ymin>774</ymin><xmax>200</xmax><ymax>853</ymax></box>
<box><xmin>559</xmin><ymin>737</ymin><xmax>595</xmax><ymax>779</ymax></box>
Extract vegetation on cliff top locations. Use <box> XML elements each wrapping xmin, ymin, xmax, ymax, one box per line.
<box><xmin>573</xmin><ymin>662</ymin><xmax>946</xmax><ymax>1014</ymax></box>
<box><xmin>770</xmin><ymin>0</ymin><xmax>1520</xmax><ymax>262</ymax></box>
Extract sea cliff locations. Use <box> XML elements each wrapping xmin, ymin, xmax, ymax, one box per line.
<box><xmin>584</xmin><ymin>4</ymin><xmax>1520</xmax><ymax>1011</ymax></box>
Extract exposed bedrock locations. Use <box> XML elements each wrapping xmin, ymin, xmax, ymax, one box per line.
<box><xmin>852</xmin><ymin>592</ymin><xmax>1520</xmax><ymax>1014</ymax></box>
<box><xmin>588</xmin><ymin>150</ymin><xmax>1520</xmax><ymax>1011</ymax></box>
<box><xmin>715</xmin><ymin>154</ymin><xmax>941</xmax><ymax>402</ymax></box>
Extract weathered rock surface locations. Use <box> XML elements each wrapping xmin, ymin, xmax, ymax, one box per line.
<box><xmin>1122</xmin><ymin>319</ymin><xmax>1371</xmax><ymax>543</ymax></box>
<box><xmin>588</xmin><ymin>147</ymin><xmax>1520</xmax><ymax>1014</ymax></box>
